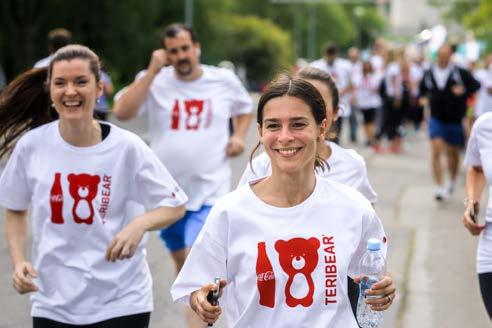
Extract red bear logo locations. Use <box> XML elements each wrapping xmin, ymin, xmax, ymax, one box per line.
<box><xmin>275</xmin><ymin>237</ymin><xmax>320</xmax><ymax>307</ymax></box>
<box><xmin>67</xmin><ymin>173</ymin><xmax>101</xmax><ymax>225</ymax></box>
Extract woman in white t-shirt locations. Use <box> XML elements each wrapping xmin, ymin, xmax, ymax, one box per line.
<box><xmin>171</xmin><ymin>74</ymin><xmax>395</xmax><ymax>327</ymax></box>
<box><xmin>462</xmin><ymin>111</ymin><xmax>492</xmax><ymax>320</ymax></box>
<box><xmin>0</xmin><ymin>45</ymin><xmax>187</xmax><ymax>327</ymax></box>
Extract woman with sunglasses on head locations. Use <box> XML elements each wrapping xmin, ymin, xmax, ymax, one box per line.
<box><xmin>171</xmin><ymin>74</ymin><xmax>395</xmax><ymax>327</ymax></box>
<box><xmin>0</xmin><ymin>44</ymin><xmax>187</xmax><ymax>327</ymax></box>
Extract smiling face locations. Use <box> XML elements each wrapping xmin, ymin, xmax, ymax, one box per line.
<box><xmin>50</xmin><ymin>58</ymin><xmax>102</xmax><ymax>123</ymax></box>
<box><xmin>164</xmin><ymin>30</ymin><xmax>201</xmax><ymax>78</ymax></box>
<box><xmin>259</xmin><ymin>95</ymin><xmax>325</xmax><ymax>175</ymax></box>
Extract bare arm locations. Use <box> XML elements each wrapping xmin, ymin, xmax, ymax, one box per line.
<box><xmin>227</xmin><ymin>113</ymin><xmax>253</xmax><ymax>157</ymax></box>
<box><xmin>106</xmin><ymin>204</ymin><xmax>186</xmax><ymax>261</ymax></box>
<box><xmin>5</xmin><ymin>209</ymin><xmax>38</xmax><ymax>294</ymax></box>
<box><xmin>112</xmin><ymin>49</ymin><xmax>167</xmax><ymax>121</ymax></box>
<box><xmin>463</xmin><ymin>166</ymin><xmax>486</xmax><ymax>235</ymax></box>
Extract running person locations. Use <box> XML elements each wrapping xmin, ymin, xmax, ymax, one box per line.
<box><xmin>237</xmin><ymin>67</ymin><xmax>379</xmax><ymax>317</ymax></box>
<box><xmin>462</xmin><ymin>111</ymin><xmax>492</xmax><ymax>320</ymax></box>
<box><xmin>0</xmin><ymin>45</ymin><xmax>187</xmax><ymax>327</ymax></box>
<box><xmin>112</xmin><ymin>23</ymin><xmax>253</xmax><ymax>327</ymax></box>
<box><xmin>171</xmin><ymin>74</ymin><xmax>395</xmax><ymax>327</ymax></box>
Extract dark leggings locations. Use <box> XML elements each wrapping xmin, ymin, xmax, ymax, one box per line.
<box><xmin>479</xmin><ymin>272</ymin><xmax>492</xmax><ymax>319</ymax></box>
<box><xmin>33</xmin><ymin>312</ymin><xmax>150</xmax><ymax>328</ymax></box>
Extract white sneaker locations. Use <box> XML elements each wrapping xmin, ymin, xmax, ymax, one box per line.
<box><xmin>435</xmin><ymin>186</ymin><xmax>446</xmax><ymax>201</ymax></box>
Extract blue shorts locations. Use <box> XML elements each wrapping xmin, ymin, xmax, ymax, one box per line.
<box><xmin>159</xmin><ymin>205</ymin><xmax>212</xmax><ymax>252</ymax></box>
<box><xmin>428</xmin><ymin>117</ymin><xmax>465</xmax><ymax>147</ymax></box>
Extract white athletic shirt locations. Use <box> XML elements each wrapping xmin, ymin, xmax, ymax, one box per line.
<box><xmin>171</xmin><ymin>178</ymin><xmax>387</xmax><ymax>328</ymax></box>
<box><xmin>474</xmin><ymin>68</ymin><xmax>492</xmax><ymax>118</ymax></box>
<box><xmin>384</xmin><ymin>62</ymin><xmax>402</xmax><ymax>97</ymax></box>
<box><xmin>137</xmin><ymin>65</ymin><xmax>253</xmax><ymax>210</ymax></box>
<box><xmin>310</xmin><ymin>58</ymin><xmax>353</xmax><ymax>117</ymax></box>
<box><xmin>0</xmin><ymin>121</ymin><xmax>187</xmax><ymax>324</ymax></box>
<box><xmin>353</xmin><ymin>72</ymin><xmax>383</xmax><ymax>110</ymax></box>
<box><xmin>464</xmin><ymin>112</ymin><xmax>492</xmax><ymax>224</ymax></box>
<box><xmin>238</xmin><ymin>141</ymin><xmax>378</xmax><ymax>203</ymax></box>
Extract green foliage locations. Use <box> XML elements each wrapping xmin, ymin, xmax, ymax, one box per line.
<box><xmin>0</xmin><ymin>0</ymin><xmax>387</xmax><ymax>87</ymax></box>
<box><xmin>214</xmin><ymin>14</ymin><xmax>293</xmax><ymax>82</ymax></box>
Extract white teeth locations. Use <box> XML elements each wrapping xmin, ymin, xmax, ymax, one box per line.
<box><xmin>278</xmin><ymin>148</ymin><xmax>299</xmax><ymax>155</ymax></box>
<box><xmin>63</xmin><ymin>101</ymin><xmax>83</xmax><ymax>107</ymax></box>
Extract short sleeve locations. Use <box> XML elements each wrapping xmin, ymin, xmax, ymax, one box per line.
<box><xmin>171</xmin><ymin>203</ymin><xmax>228</xmax><ymax>304</ymax></box>
<box><xmin>130</xmin><ymin>139</ymin><xmax>187</xmax><ymax>209</ymax></box>
<box><xmin>347</xmin><ymin>211</ymin><xmax>387</xmax><ymax>278</ymax></box>
<box><xmin>464</xmin><ymin>123</ymin><xmax>481</xmax><ymax>167</ymax></box>
<box><xmin>224</xmin><ymin>71</ymin><xmax>253</xmax><ymax>117</ymax></box>
<box><xmin>0</xmin><ymin>141</ymin><xmax>31</xmax><ymax>210</ymax></box>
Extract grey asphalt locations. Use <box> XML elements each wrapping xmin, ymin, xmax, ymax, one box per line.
<box><xmin>0</xmin><ymin>109</ymin><xmax>490</xmax><ymax>327</ymax></box>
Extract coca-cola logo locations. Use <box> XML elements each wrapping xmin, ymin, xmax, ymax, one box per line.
<box><xmin>257</xmin><ymin>271</ymin><xmax>275</xmax><ymax>282</ymax></box>
<box><xmin>51</xmin><ymin>194</ymin><xmax>63</xmax><ymax>202</ymax></box>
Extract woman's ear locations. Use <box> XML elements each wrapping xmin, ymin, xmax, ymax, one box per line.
<box><xmin>319</xmin><ymin>119</ymin><xmax>327</xmax><ymax>141</ymax></box>
<box><xmin>97</xmin><ymin>80</ymin><xmax>104</xmax><ymax>98</ymax></box>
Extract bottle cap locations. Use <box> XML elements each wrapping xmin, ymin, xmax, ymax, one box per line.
<box><xmin>367</xmin><ymin>238</ymin><xmax>381</xmax><ymax>251</ymax></box>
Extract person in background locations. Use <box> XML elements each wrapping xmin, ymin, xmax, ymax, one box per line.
<box><xmin>33</xmin><ymin>28</ymin><xmax>72</xmax><ymax>68</ymax></box>
<box><xmin>0</xmin><ymin>44</ymin><xmax>187</xmax><ymax>327</ymax></box>
<box><xmin>419</xmin><ymin>44</ymin><xmax>480</xmax><ymax>201</ymax></box>
<box><xmin>310</xmin><ymin>42</ymin><xmax>353</xmax><ymax>144</ymax></box>
<box><xmin>112</xmin><ymin>23</ymin><xmax>253</xmax><ymax>328</ymax></box>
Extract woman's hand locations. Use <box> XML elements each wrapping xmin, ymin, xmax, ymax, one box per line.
<box><xmin>12</xmin><ymin>261</ymin><xmax>38</xmax><ymax>294</ymax></box>
<box><xmin>462</xmin><ymin>202</ymin><xmax>485</xmax><ymax>236</ymax></box>
<box><xmin>354</xmin><ymin>272</ymin><xmax>396</xmax><ymax>311</ymax></box>
<box><xmin>190</xmin><ymin>279</ymin><xmax>227</xmax><ymax>325</ymax></box>
<box><xmin>106</xmin><ymin>218</ymin><xmax>146</xmax><ymax>262</ymax></box>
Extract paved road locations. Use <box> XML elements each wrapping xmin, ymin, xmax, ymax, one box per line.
<box><xmin>0</xmin><ymin>110</ymin><xmax>489</xmax><ymax>327</ymax></box>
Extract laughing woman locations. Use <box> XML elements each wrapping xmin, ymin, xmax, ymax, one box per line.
<box><xmin>171</xmin><ymin>74</ymin><xmax>395</xmax><ymax>327</ymax></box>
<box><xmin>0</xmin><ymin>45</ymin><xmax>187</xmax><ymax>327</ymax></box>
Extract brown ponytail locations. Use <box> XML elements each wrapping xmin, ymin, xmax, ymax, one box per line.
<box><xmin>0</xmin><ymin>67</ymin><xmax>57</xmax><ymax>159</ymax></box>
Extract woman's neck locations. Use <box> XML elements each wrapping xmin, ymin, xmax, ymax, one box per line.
<box><xmin>318</xmin><ymin>139</ymin><xmax>332</xmax><ymax>161</ymax></box>
<box><xmin>252</xmin><ymin>167</ymin><xmax>316</xmax><ymax>208</ymax></box>
<box><xmin>58</xmin><ymin>119</ymin><xmax>101</xmax><ymax>147</ymax></box>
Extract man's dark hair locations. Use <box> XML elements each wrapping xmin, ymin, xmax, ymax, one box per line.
<box><xmin>162</xmin><ymin>23</ymin><xmax>198</xmax><ymax>48</ymax></box>
<box><xmin>323</xmin><ymin>42</ymin><xmax>338</xmax><ymax>56</ymax></box>
<box><xmin>48</xmin><ymin>28</ymin><xmax>72</xmax><ymax>53</ymax></box>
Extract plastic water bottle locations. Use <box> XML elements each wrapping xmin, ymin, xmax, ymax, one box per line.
<box><xmin>356</xmin><ymin>238</ymin><xmax>386</xmax><ymax>328</ymax></box>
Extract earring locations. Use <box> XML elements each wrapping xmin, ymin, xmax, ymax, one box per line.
<box><xmin>96</xmin><ymin>98</ymin><xmax>100</xmax><ymax>104</ymax></box>
<box><xmin>51</xmin><ymin>103</ymin><xmax>55</xmax><ymax>108</ymax></box>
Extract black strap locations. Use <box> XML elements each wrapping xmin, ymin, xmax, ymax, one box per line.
<box><xmin>100</xmin><ymin>122</ymin><xmax>111</xmax><ymax>140</ymax></box>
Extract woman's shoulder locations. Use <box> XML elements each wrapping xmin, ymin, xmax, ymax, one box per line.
<box><xmin>328</xmin><ymin>142</ymin><xmax>366</xmax><ymax>168</ymax></box>
<box><xmin>474</xmin><ymin>112</ymin><xmax>492</xmax><ymax>130</ymax></box>
<box><xmin>16</xmin><ymin>121</ymin><xmax>58</xmax><ymax>149</ymax></box>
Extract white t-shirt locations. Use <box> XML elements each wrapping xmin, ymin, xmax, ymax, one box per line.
<box><xmin>0</xmin><ymin>121</ymin><xmax>187</xmax><ymax>324</ymax></box>
<box><xmin>353</xmin><ymin>72</ymin><xmax>383</xmax><ymax>110</ymax></box>
<box><xmin>464</xmin><ymin>112</ymin><xmax>492</xmax><ymax>224</ymax></box>
<box><xmin>238</xmin><ymin>141</ymin><xmax>378</xmax><ymax>203</ymax></box>
<box><xmin>384</xmin><ymin>62</ymin><xmax>402</xmax><ymax>97</ymax></box>
<box><xmin>474</xmin><ymin>68</ymin><xmax>492</xmax><ymax>118</ymax></box>
<box><xmin>138</xmin><ymin>65</ymin><xmax>253</xmax><ymax>210</ymax></box>
<box><xmin>171</xmin><ymin>178</ymin><xmax>387</xmax><ymax>328</ymax></box>
<box><xmin>33</xmin><ymin>55</ymin><xmax>52</xmax><ymax>68</ymax></box>
<box><xmin>310</xmin><ymin>58</ymin><xmax>353</xmax><ymax>117</ymax></box>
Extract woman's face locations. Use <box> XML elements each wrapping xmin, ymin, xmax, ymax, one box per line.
<box><xmin>259</xmin><ymin>95</ymin><xmax>326</xmax><ymax>174</ymax></box>
<box><xmin>305</xmin><ymin>79</ymin><xmax>336</xmax><ymax>138</ymax></box>
<box><xmin>50</xmin><ymin>58</ymin><xmax>102</xmax><ymax>123</ymax></box>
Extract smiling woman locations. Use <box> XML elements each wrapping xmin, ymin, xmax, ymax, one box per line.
<box><xmin>0</xmin><ymin>45</ymin><xmax>188</xmax><ymax>327</ymax></box>
<box><xmin>170</xmin><ymin>74</ymin><xmax>393</xmax><ymax>328</ymax></box>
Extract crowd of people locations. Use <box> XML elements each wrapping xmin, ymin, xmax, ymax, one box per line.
<box><xmin>1</xmin><ymin>22</ymin><xmax>492</xmax><ymax>327</ymax></box>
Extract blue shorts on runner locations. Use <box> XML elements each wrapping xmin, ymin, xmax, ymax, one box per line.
<box><xmin>159</xmin><ymin>205</ymin><xmax>212</xmax><ymax>252</ymax></box>
<box><xmin>428</xmin><ymin>117</ymin><xmax>465</xmax><ymax>147</ymax></box>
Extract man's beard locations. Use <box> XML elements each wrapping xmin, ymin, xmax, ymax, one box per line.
<box><xmin>176</xmin><ymin>59</ymin><xmax>193</xmax><ymax>76</ymax></box>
